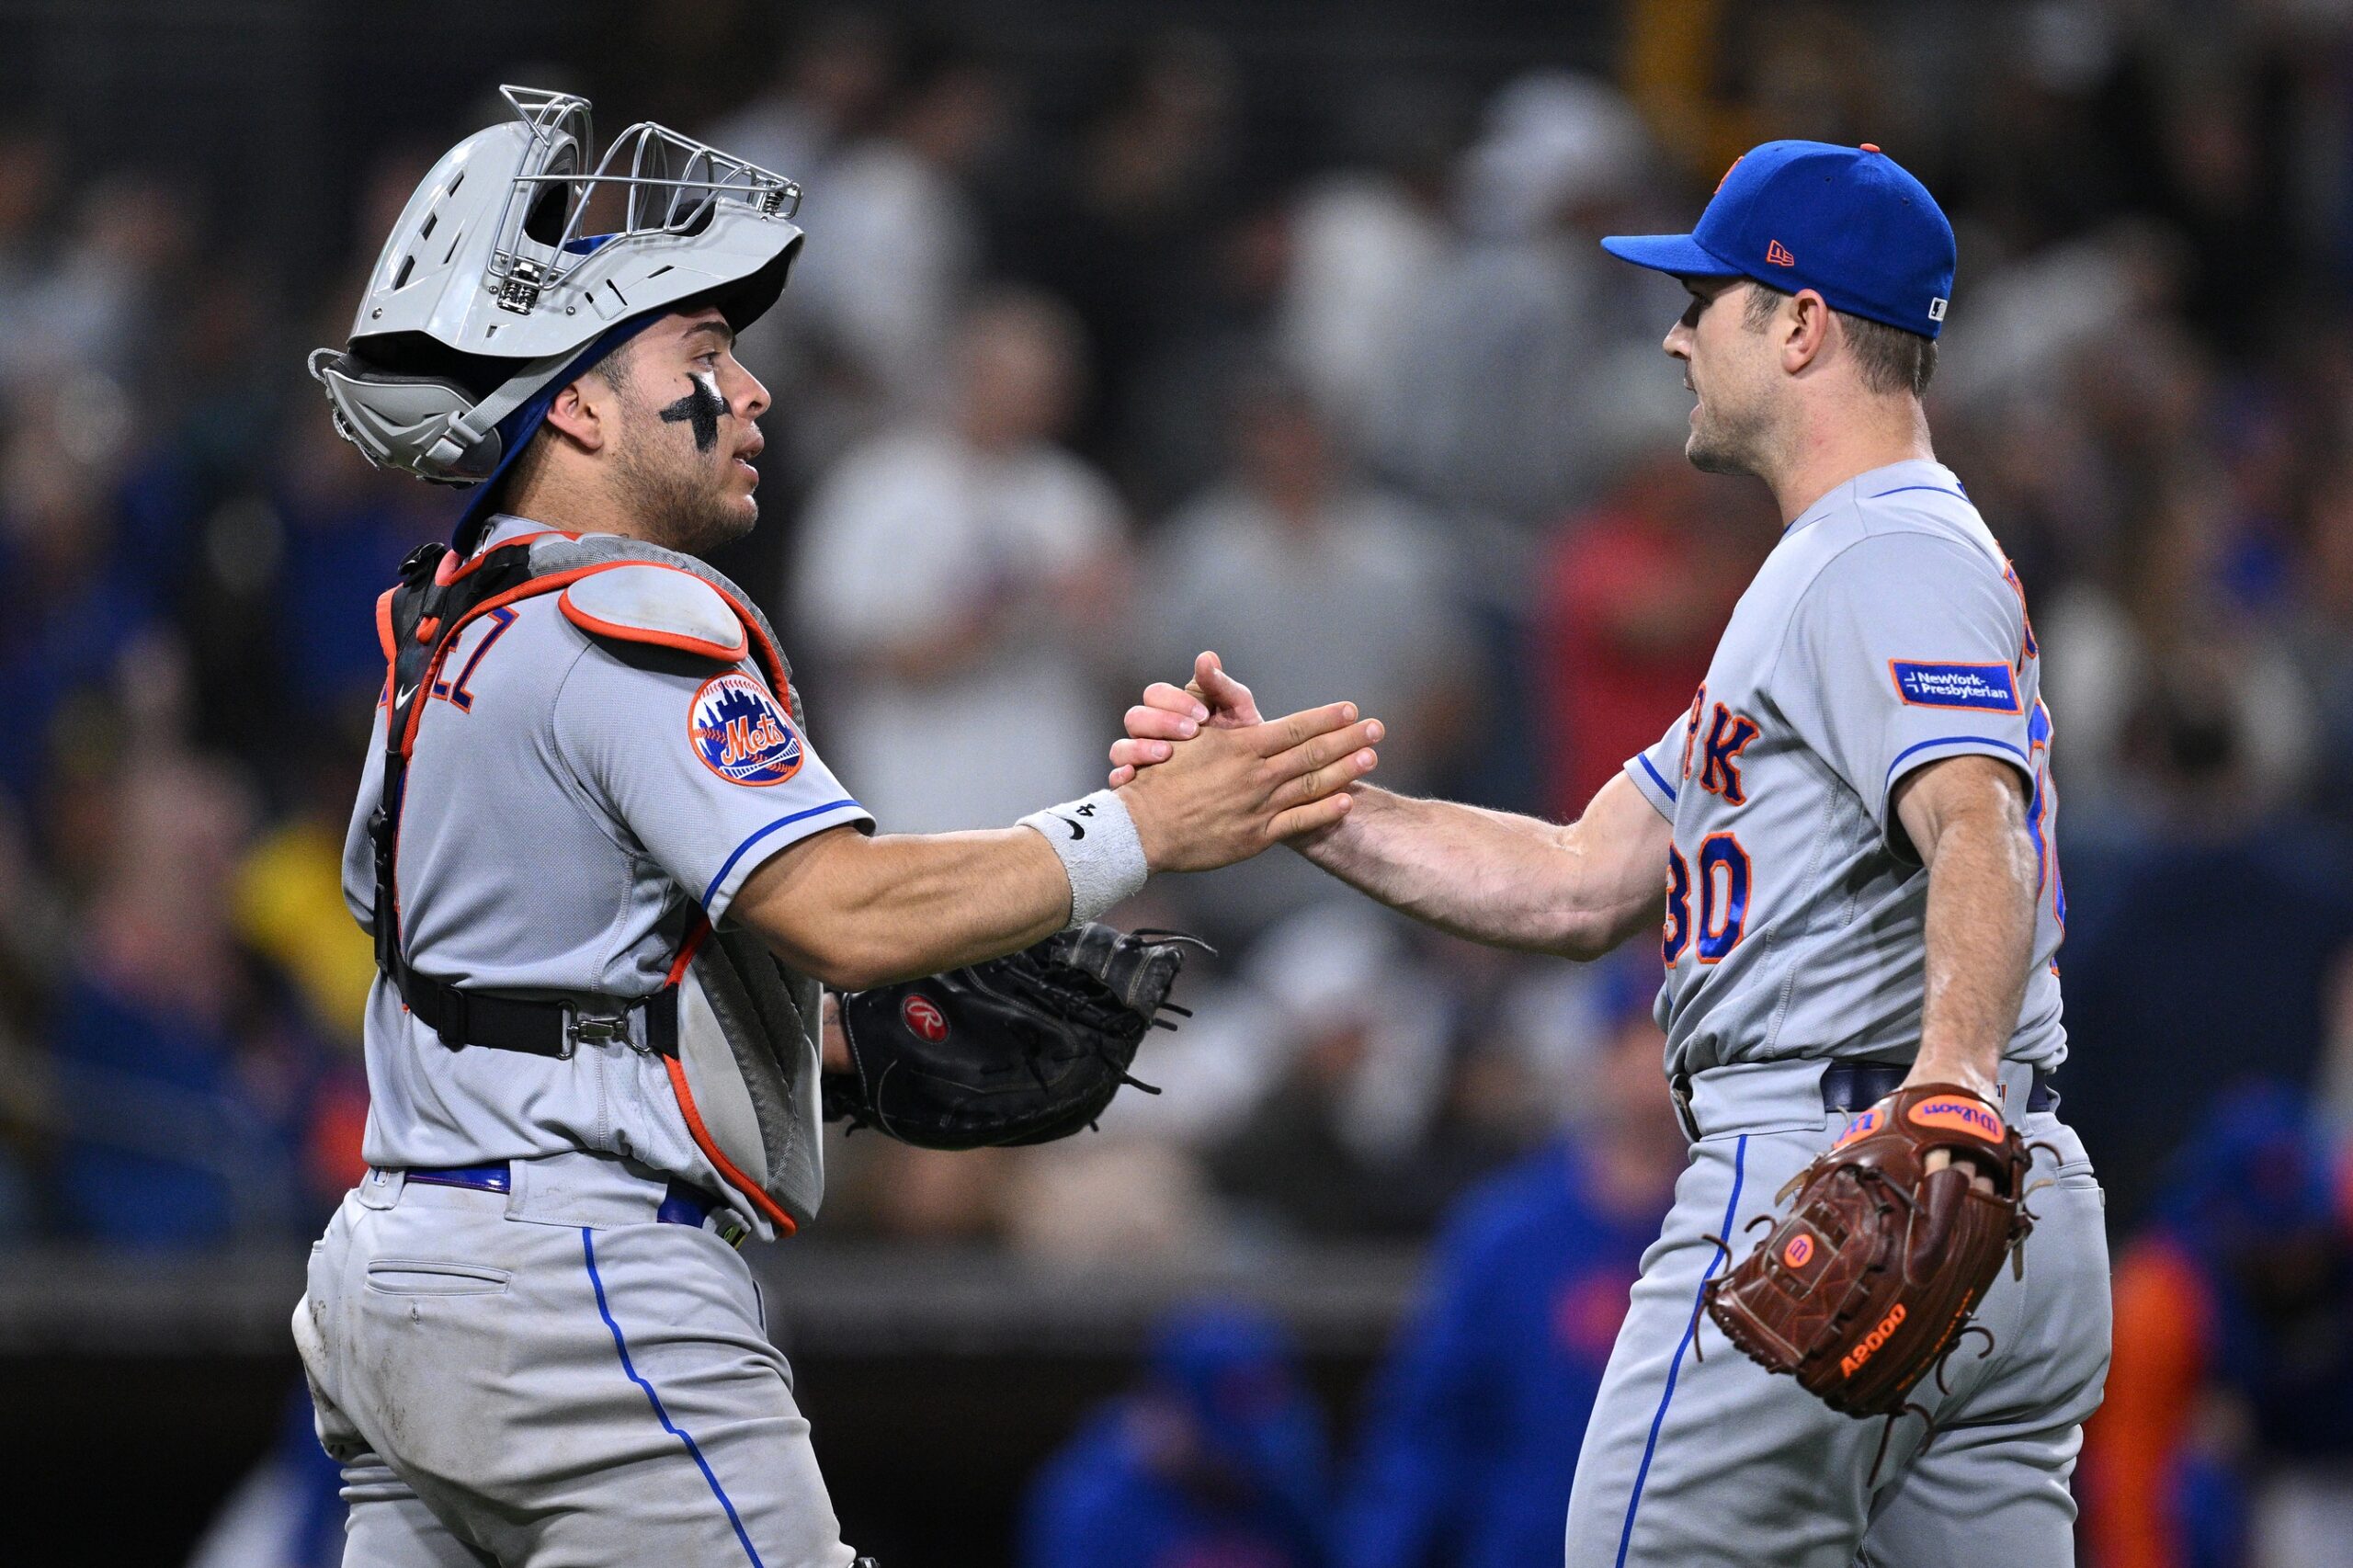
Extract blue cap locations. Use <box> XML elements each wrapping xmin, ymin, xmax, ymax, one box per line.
<box><xmin>1602</xmin><ymin>141</ymin><xmax>1955</xmax><ymax>340</ymax></box>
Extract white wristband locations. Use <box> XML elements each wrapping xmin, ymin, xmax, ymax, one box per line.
<box><xmin>1019</xmin><ymin>790</ymin><xmax>1149</xmax><ymax>928</ymax></box>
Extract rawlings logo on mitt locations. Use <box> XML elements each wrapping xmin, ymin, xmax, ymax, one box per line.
<box><xmin>824</xmin><ymin>923</ymin><xmax>1203</xmax><ymax>1150</ymax></box>
<box><xmin>1704</xmin><ymin>1084</ymin><xmax>2036</xmax><ymax>1427</ymax></box>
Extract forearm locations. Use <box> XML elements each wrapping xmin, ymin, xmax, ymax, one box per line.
<box><xmin>741</xmin><ymin>826</ymin><xmax>1073</xmax><ymax>990</ymax></box>
<box><xmin>1909</xmin><ymin>814</ymin><xmax>2038</xmax><ymax>1099</ymax></box>
<box><xmin>1294</xmin><ymin>779</ymin><xmax>1664</xmax><ymax>959</ymax></box>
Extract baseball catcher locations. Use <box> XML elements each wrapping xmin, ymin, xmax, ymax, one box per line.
<box><xmin>290</xmin><ymin>84</ymin><xmax>1381</xmax><ymax>1568</ymax></box>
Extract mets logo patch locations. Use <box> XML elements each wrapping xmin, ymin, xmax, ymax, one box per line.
<box><xmin>689</xmin><ymin>672</ymin><xmax>804</xmax><ymax>787</ymax></box>
<box><xmin>1888</xmin><ymin>660</ymin><xmax>2022</xmax><ymax>714</ymax></box>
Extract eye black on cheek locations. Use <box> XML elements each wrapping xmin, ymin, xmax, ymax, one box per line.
<box><xmin>658</xmin><ymin>370</ymin><xmax>726</xmax><ymax>454</ymax></box>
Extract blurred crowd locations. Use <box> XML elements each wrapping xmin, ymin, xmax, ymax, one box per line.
<box><xmin>12</xmin><ymin>2</ymin><xmax>2353</xmax><ymax>1563</ymax></box>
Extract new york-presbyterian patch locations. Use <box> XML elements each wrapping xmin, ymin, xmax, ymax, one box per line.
<box><xmin>689</xmin><ymin>671</ymin><xmax>805</xmax><ymax>786</ymax></box>
<box><xmin>1887</xmin><ymin>660</ymin><xmax>2021</xmax><ymax>714</ymax></box>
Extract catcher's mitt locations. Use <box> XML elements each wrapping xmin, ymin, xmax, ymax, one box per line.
<box><xmin>824</xmin><ymin>923</ymin><xmax>1204</xmax><ymax>1150</ymax></box>
<box><xmin>1703</xmin><ymin>1083</ymin><xmax>2036</xmax><ymax>1426</ymax></box>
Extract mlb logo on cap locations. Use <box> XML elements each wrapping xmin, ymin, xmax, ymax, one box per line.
<box><xmin>1602</xmin><ymin>141</ymin><xmax>1957</xmax><ymax>340</ymax></box>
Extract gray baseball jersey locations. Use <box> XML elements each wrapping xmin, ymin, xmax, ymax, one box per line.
<box><xmin>1621</xmin><ymin>459</ymin><xmax>2064</xmax><ymax>1082</ymax></box>
<box><xmin>1572</xmin><ymin>460</ymin><xmax>2107</xmax><ymax>1568</ymax></box>
<box><xmin>339</xmin><ymin>513</ymin><xmax>873</xmax><ymax>1188</ymax></box>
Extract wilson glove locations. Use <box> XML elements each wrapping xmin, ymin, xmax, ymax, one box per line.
<box><xmin>1704</xmin><ymin>1083</ymin><xmax>2036</xmax><ymax>1433</ymax></box>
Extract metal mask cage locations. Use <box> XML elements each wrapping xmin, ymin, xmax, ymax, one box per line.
<box><xmin>485</xmin><ymin>85</ymin><xmax>802</xmax><ymax>317</ymax></box>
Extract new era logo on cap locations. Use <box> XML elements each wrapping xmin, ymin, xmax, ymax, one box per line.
<box><xmin>1600</xmin><ymin>140</ymin><xmax>1958</xmax><ymax>340</ymax></box>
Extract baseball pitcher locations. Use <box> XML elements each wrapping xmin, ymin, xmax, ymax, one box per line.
<box><xmin>1116</xmin><ymin>142</ymin><xmax>2110</xmax><ymax>1566</ymax></box>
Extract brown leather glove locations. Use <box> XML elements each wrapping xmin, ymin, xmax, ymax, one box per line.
<box><xmin>1704</xmin><ymin>1083</ymin><xmax>2035</xmax><ymax>1418</ymax></box>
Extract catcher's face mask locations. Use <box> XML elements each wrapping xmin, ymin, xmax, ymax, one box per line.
<box><xmin>311</xmin><ymin>85</ymin><xmax>802</xmax><ymax>499</ymax></box>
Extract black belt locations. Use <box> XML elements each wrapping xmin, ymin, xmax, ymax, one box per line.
<box><xmin>1821</xmin><ymin>1062</ymin><xmax>2056</xmax><ymax>1115</ymax></box>
<box><xmin>397</xmin><ymin>965</ymin><xmax>670</xmax><ymax>1059</ymax></box>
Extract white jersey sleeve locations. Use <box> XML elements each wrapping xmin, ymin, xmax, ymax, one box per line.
<box><xmin>552</xmin><ymin>642</ymin><xmax>872</xmax><ymax>922</ymax></box>
<box><xmin>1776</xmin><ymin>530</ymin><xmax>2033</xmax><ymax>839</ymax></box>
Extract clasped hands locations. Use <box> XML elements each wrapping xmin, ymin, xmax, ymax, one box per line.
<box><xmin>1108</xmin><ymin>651</ymin><xmax>1375</xmax><ymax>873</ymax></box>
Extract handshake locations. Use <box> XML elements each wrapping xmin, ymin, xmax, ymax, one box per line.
<box><xmin>1107</xmin><ymin>650</ymin><xmax>1374</xmax><ymax>875</ymax></box>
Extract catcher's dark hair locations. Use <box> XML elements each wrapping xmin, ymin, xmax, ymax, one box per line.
<box><xmin>1744</xmin><ymin>281</ymin><xmax>1936</xmax><ymax>399</ymax></box>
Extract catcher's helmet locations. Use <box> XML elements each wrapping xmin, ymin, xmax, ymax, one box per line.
<box><xmin>311</xmin><ymin>85</ymin><xmax>803</xmax><ymax>490</ymax></box>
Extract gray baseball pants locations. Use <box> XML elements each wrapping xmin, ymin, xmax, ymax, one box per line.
<box><xmin>295</xmin><ymin>1153</ymin><xmax>856</xmax><ymax>1568</ymax></box>
<box><xmin>1563</xmin><ymin>1058</ymin><xmax>2112</xmax><ymax>1567</ymax></box>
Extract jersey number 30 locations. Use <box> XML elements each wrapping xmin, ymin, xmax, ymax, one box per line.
<box><xmin>1661</xmin><ymin>703</ymin><xmax>2068</xmax><ymax>969</ymax></box>
<box><xmin>1663</xmin><ymin>833</ymin><xmax>1750</xmax><ymax>965</ymax></box>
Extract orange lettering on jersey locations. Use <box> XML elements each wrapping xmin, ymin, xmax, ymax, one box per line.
<box><xmin>1699</xmin><ymin>704</ymin><xmax>1761</xmax><ymax>805</ymax></box>
<box><xmin>1679</xmin><ymin>686</ymin><xmax>1707</xmax><ymax>780</ymax></box>
<box><xmin>722</xmin><ymin>714</ymin><xmax>791</xmax><ymax>767</ymax></box>
<box><xmin>1907</xmin><ymin>1097</ymin><xmax>2003</xmax><ymax>1142</ymax></box>
<box><xmin>2003</xmin><ymin>559</ymin><xmax>2040</xmax><ymax>665</ymax></box>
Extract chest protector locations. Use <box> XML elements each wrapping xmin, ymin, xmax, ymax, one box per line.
<box><xmin>371</xmin><ymin>528</ymin><xmax>825</xmax><ymax>1239</ymax></box>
